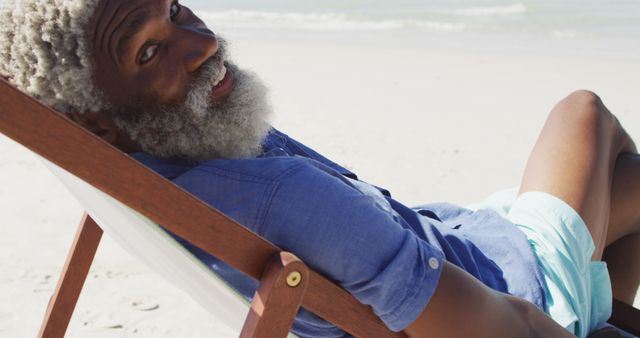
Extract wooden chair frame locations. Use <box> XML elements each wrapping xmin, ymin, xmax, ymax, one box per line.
<box><xmin>1</xmin><ymin>78</ymin><xmax>639</xmax><ymax>338</ymax></box>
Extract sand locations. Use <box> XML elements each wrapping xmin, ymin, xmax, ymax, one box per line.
<box><xmin>1</xmin><ymin>32</ymin><xmax>639</xmax><ymax>337</ymax></box>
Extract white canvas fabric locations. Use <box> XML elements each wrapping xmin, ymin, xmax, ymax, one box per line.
<box><xmin>40</xmin><ymin>157</ymin><xmax>252</xmax><ymax>334</ymax></box>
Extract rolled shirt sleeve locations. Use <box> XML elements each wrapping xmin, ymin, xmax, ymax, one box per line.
<box><xmin>261</xmin><ymin>159</ymin><xmax>444</xmax><ymax>331</ymax></box>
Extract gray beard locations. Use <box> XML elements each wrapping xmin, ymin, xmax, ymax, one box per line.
<box><xmin>110</xmin><ymin>44</ymin><xmax>272</xmax><ymax>161</ymax></box>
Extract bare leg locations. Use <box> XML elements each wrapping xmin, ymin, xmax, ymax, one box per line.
<box><xmin>604</xmin><ymin>234</ymin><xmax>640</xmax><ymax>303</ymax></box>
<box><xmin>608</xmin><ymin>153</ymin><xmax>640</xmax><ymax>245</ymax></box>
<box><xmin>518</xmin><ymin>90</ymin><xmax>640</xmax><ymax>304</ymax></box>
<box><xmin>605</xmin><ymin>153</ymin><xmax>640</xmax><ymax>303</ymax></box>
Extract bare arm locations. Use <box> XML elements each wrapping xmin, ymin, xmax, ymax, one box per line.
<box><xmin>404</xmin><ymin>261</ymin><xmax>575</xmax><ymax>338</ymax></box>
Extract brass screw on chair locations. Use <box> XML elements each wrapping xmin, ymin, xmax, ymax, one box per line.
<box><xmin>286</xmin><ymin>271</ymin><xmax>302</xmax><ymax>287</ymax></box>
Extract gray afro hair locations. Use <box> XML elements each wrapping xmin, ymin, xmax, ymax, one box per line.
<box><xmin>0</xmin><ymin>0</ymin><xmax>104</xmax><ymax>113</ymax></box>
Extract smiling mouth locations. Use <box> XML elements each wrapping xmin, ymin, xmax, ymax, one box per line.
<box><xmin>210</xmin><ymin>61</ymin><xmax>235</xmax><ymax>103</ymax></box>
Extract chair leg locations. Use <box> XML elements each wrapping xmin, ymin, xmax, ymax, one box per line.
<box><xmin>240</xmin><ymin>252</ymin><xmax>310</xmax><ymax>338</ymax></box>
<box><xmin>38</xmin><ymin>213</ymin><xmax>103</xmax><ymax>338</ymax></box>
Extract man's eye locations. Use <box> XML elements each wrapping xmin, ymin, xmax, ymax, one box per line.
<box><xmin>140</xmin><ymin>44</ymin><xmax>158</xmax><ymax>64</ymax></box>
<box><xmin>170</xmin><ymin>1</ymin><xmax>181</xmax><ymax>20</ymax></box>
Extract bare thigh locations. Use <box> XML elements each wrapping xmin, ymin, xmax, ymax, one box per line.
<box><xmin>607</xmin><ymin>153</ymin><xmax>640</xmax><ymax>245</ymax></box>
<box><xmin>518</xmin><ymin>90</ymin><xmax>629</xmax><ymax>260</ymax></box>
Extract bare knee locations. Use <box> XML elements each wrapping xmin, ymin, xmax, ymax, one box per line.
<box><xmin>554</xmin><ymin>90</ymin><xmax>609</xmax><ymax>126</ymax></box>
<box><xmin>564</xmin><ymin>89</ymin><xmax>602</xmax><ymax>107</ymax></box>
<box><xmin>550</xmin><ymin>90</ymin><xmax>625</xmax><ymax>147</ymax></box>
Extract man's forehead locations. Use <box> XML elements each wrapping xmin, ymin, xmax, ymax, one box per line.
<box><xmin>89</xmin><ymin>0</ymin><xmax>170</xmax><ymax>105</ymax></box>
<box><xmin>95</xmin><ymin>0</ymin><xmax>160</xmax><ymax>15</ymax></box>
<box><xmin>92</xmin><ymin>0</ymin><xmax>169</xmax><ymax>63</ymax></box>
<box><xmin>93</xmin><ymin>0</ymin><xmax>165</xmax><ymax>37</ymax></box>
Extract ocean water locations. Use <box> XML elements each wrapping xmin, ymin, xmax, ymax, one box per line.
<box><xmin>182</xmin><ymin>0</ymin><xmax>640</xmax><ymax>56</ymax></box>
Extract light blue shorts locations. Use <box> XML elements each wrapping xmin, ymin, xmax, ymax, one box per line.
<box><xmin>469</xmin><ymin>188</ymin><xmax>613</xmax><ymax>338</ymax></box>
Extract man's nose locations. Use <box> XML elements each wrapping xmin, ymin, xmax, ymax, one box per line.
<box><xmin>178</xmin><ymin>27</ymin><xmax>218</xmax><ymax>73</ymax></box>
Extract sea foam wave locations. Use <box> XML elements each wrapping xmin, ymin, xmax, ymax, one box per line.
<box><xmin>449</xmin><ymin>3</ymin><xmax>527</xmax><ymax>17</ymax></box>
<box><xmin>199</xmin><ymin>10</ymin><xmax>466</xmax><ymax>32</ymax></box>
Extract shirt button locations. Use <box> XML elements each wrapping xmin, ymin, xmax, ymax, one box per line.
<box><xmin>428</xmin><ymin>257</ymin><xmax>440</xmax><ymax>270</ymax></box>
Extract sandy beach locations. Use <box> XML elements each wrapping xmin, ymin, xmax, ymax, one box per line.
<box><xmin>1</xmin><ymin>27</ymin><xmax>640</xmax><ymax>337</ymax></box>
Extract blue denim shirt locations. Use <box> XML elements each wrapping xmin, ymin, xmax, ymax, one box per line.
<box><xmin>131</xmin><ymin>129</ymin><xmax>546</xmax><ymax>337</ymax></box>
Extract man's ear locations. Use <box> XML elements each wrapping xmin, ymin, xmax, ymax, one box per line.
<box><xmin>67</xmin><ymin>111</ymin><xmax>118</xmax><ymax>145</ymax></box>
<box><xmin>1</xmin><ymin>75</ymin><xmax>16</xmax><ymax>87</ymax></box>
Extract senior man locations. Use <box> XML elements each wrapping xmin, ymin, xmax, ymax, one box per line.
<box><xmin>1</xmin><ymin>1</ymin><xmax>640</xmax><ymax>337</ymax></box>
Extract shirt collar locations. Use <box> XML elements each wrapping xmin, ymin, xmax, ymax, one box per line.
<box><xmin>129</xmin><ymin>129</ymin><xmax>281</xmax><ymax>179</ymax></box>
<box><xmin>129</xmin><ymin>152</ymin><xmax>199</xmax><ymax>179</ymax></box>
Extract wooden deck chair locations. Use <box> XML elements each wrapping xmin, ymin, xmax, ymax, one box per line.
<box><xmin>1</xmin><ymin>76</ymin><xmax>639</xmax><ymax>338</ymax></box>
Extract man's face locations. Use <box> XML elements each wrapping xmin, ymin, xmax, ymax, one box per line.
<box><xmin>90</xmin><ymin>0</ymin><xmax>272</xmax><ymax>160</ymax></box>
<box><xmin>92</xmin><ymin>0</ymin><xmax>226</xmax><ymax>106</ymax></box>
